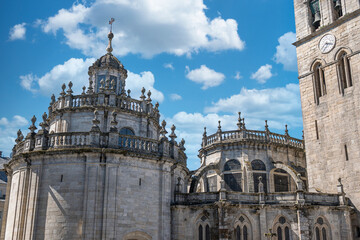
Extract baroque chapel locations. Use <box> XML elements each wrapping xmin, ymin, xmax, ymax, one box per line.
<box><xmin>1</xmin><ymin>0</ymin><xmax>360</xmax><ymax>239</ymax></box>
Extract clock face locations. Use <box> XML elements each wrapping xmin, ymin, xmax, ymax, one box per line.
<box><xmin>319</xmin><ymin>34</ymin><xmax>336</xmax><ymax>54</ymax></box>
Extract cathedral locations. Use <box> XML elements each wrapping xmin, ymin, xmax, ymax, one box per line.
<box><xmin>1</xmin><ymin>0</ymin><xmax>360</xmax><ymax>239</ymax></box>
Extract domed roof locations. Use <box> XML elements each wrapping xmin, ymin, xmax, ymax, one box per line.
<box><xmin>91</xmin><ymin>53</ymin><xmax>124</xmax><ymax>70</ymax></box>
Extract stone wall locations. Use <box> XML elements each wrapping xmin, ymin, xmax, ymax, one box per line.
<box><xmin>171</xmin><ymin>200</ymin><xmax>352</xmax><ymax>240</ymax></box>
<box><xmin>3</xmin><ymin>151</ymin><xmax>185</xmax><ymax>240</ymax></box>
<box><xmin>294</xmin><ymin>1</ymin><xmax>360</xmax><ymax>211</ymax></box>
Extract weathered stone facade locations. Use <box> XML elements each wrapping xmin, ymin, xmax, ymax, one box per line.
<box><xmin>294</xmin><ymin>0</ymin><xmax>360</xmax><ymax>238</ymax></box>
<box><xmin>2</xmin><ymin>1</ymin><xmax>360</xmax><ymax>238</ymax></box>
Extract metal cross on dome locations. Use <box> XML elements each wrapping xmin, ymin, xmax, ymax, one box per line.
<box><xmin>109</xmin><ymin>18</ymin><xmax>115</xmax><ymax>32</ymax></box>
<box><xmin>264</xmin><ymin>228</ymin><xmax>277</xmax><ymax>240</ymax></box>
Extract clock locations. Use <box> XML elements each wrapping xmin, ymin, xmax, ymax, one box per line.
<box><xmin>319</xmin><ymin>34</ymin><xmax>336</xmax><ymax>54</ymax></box>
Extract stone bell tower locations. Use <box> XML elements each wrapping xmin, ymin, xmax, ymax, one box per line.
<box><xmin>293</xmin><ymin>0</ymin><xmax>360</xmax><ymax>230</ymax></box>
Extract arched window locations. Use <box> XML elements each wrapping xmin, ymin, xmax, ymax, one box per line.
<box><xmin>234</xmin><ymin>215</ymin><xmax>252</xmax><ymax>240</ymax></box>
<box><xmin>337</xmin><ymin>51</ymin><xmax>352</xmax><ymax>93</ymax></box>
<box><xmin>224</xmin><ymin>160</ymin><xmax>242</xmax><ymax>192</ymax></box>
<box><xmin>120</xmin><ymin>127</ymin><xmax>135</xmax><ymax>135</ymax></box>
<box><xmin>119</xmin><ymin>127</ymin><xmax>135</xmax><ymax>147</ymax></box>
<box><xmin>205</xmin><ymin>225</ymin><xmax>210</xmax><ymax>240</ymax></box>
<box><xmin>236</xmin><ymin>226</ymin><xmax>241</xmax><ymax>240</ymax></box>
<box><xmin>273</xmin><ymin>169</ymin><xmax>290</xmax><ymax>192</ymax></box>
<box><xmin>252</xmin><ymin>160</ymin><xmax>267</xmax><ymax>193</ymax></box>
<box><xmin>309</xmin><ymin>0</ymin><xmax>321</xmax><ymax>30</ymax></box>
<box><xmin>332</xmin><ymin>0</ymin><xmax>342</xmax><ymax>20</ymax></box>
<box><xmin>198</xmin><ymin>225</ymin><xmax>203</xmax><ymax>240</ymax></box>
<box><xmin>273</xmin><ymin>216</ymin><xmax>291</xmax><ymax>240</ymax></box>
<box><xmin>314</xmin><ymin>217</ymin><xmax>331</xmax><ymax>240</ymax></box>
<box><xmin>197</xmin><ymin>216</ymin><xmax>211</xmax><ymax>240</ymax></box>
<box><xmin>313</xmin><ymin>62</ymin><xmax>326</xmax><ymax>104</ymax></box>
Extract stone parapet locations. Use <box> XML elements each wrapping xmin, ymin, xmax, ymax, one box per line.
<box><xmin>12</xmin><ymin>132</ymin><xmax>187</xmax><ymax>165</ymax></box>
<box><xmin>203</xmin><ymin>129</ymin><xmax>303</xmax><ymax>150</ymax></box>
<box><xmin>174</xmin><ymin>191</ymin><xmax>342</xmax><ymax>206</ymax></box>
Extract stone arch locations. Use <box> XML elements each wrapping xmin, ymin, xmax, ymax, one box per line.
<box><xmin>334</xmin><ymin>47</ymin><xmax>352</xmax><ymax>60</ymax></box>
<box><xmin>189</xmin><ymin>163</ymin><xmax>220</xmax><ymax>193</ymax></box>
<box><xmin>119</xmin><ymin>127</ymin><xmax>135</xmax><ymax>135</ymax></box>
<box><xmin>272</xmin><ymin>215</ymin><xmax>293</xmax><ymax>240</ymax></box>
<box><xmin>251</xmin><ymin>159</ymin><xmax>268</xmax><ymax>193</ymax></box>
<box><xmin>123</xmin><ymin>230</ymin><xmax>152</xmax><ymax>240</ymax></box>
<box><xmin>233</xmin><ymin>213</ymin><xmax>253</xmax><ymax>240</ymax></box>
<box><xmin>309</xmin><ymin>58</ymin><xmax>326</xmax><ymax>72</ymax></box>
<box><xmin>271</xmin><ymin>162</ymin><xmax>304</xmax><ymax>191</ymax></box>
<box><xmin>312</xmin><ymin>216</ymin><xmax>332</xmax><ymax>240</ymax></box>
<box><xmin>194</xmin><ymin>211</ymin><xmax>212</xmax><ymax>240</ymax></box>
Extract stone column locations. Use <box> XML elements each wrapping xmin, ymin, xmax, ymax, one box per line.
<box><xmin>297</xmin><ymin>209</ymin><xmax>310</xmax><ymax>240</ymax></box>
<box><xmin>0</xmin><ymin>169</ymin><xmax>12</xmax><ymax>240</ymax></box>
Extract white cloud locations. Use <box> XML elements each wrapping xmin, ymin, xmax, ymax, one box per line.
<box><xmin>205</xmin><ymin>84</ymin><xmax>301</xmax><ymax>123</ymax></box>
<box><xmin>273</xmin><ymin>32</ymin><xmax>297</xmax><ymax>71</ymax></box>
<box><xmin>20</xmin><ymin>58</ymin><xmax>95</xmax><ymax>95</ymax></box>
<box><xmin>166</xmin><ymin>83</ymin><xmax>302</xmax><ymax>170</ymax></box>
<box><xmin>170</xmin><ymin>93</ymin><xmax>182</xmax><ymax>101</ymax></box>
<box><xmin>19</xmin><ymin>58</ymin><xmax>165</xmax><ymax>103</ymax></box>
<box><xmin>234</xmin><ymin>71</ymin><xmax>242</xmax><ymax>80</ymax></box>
<box><xmin>186</xmin><ymin>65</ymin><xmax>225</xmax><ymax>90</ymax></box>
<box><xmin>126</xmin><ymin>71</ymin><xmax>164</xmax><ymax>103</ymax></box>
<box><xmin>0</xmin><ymin>115</ymin><xmax>28</xmax><ymax>157</ymax></box>
<box><xmin>9</xmin><ymin>23</ymin><xmax>26</xmax><ymax>41</ymax></box>
<box><xmin>164</xmin><ymin>63</ymin><xmax>174</xmax><ymax>70</ymax></box>
<box><xmin>251</xmin><ymin>64</ymin><xmax>273</xmax><ymax>84</ymax></box>
<box><xmin>40</xmin><ymin>1</ymin><xmax>245</xmax><ymax>58</ymax></box>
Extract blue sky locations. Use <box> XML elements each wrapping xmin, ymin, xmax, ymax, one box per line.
<box><xmin>0</xmin><ymin>0</ymin><xmax>302</xmax><ymax>170</ymax></box>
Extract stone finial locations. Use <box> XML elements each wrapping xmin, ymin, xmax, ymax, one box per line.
<box><xmin>242</xmin><ymin>118</ymin><xmax>246</xmax><ymax>129</ymax></box>
<box><xmin>285</xmin><ymin>124</ymin><xmax>289</xmax><ymax>136</ymax></box>
<box><xmin>111</xmin><ymin>110</ymin><xmax>117</xmax><ymax>124</ymax></box>
<box><xmin>29</xmin><ymin>115</ymin><xmax>37</xmax><ymax>133</ymax></box>
<box><xmin>127</xmin><ymin>89</ymin><xmax>131</xmax><ymax>98</ymax></box>
<box><xmin>51</xmin><ymin>94</ymin><xmax>56</xmax><ymax>104</ymax></box>
<box><xmin>140</xmin><ymin>87</ymin><xmax>146</xmax><ymax>100</ymax></box>
<box><xmin>60</xmin><ymin>83</ymin><xmax>66</xmax><ymax>96</ymax></box>
<box><xmin>40</xmin><ymin>112</ymin><xmax>49</xmax><ymax>130</ymax></box>
<box><xmin>67</xmin><ymin>81</ymin><xmax>73</xmax><ymax>95</ymax></box>
<box><xmin>237</xmin><ymin>112</ymin><xmax>242</xmax><ymax>129</ymax></box>
<box><xmin>160</xmin><ymin>120</ymin><xmax>168</xmax><ymax>137</ymax></box>
<box><xmin>15</xmin><ymin>129</ymin><xmax>24</xmax><ymax>143</ymax></box>
<box><xmin>203</xmin><ymin>127</ymin><xmax>207</xmax><ymax>138</ymax></box>
<box><xmin>217</xmin><ymin>120</ymin><xmax>222</xmax><ymax>132</ymax></box>
<box><xmin>338</xmin><ymin>177</ymin><xmax>342</xmax><ymax>185</ymax></box>
<box><xmin>179</xmin><ymin>138</ymin><xmax>186</xmax><ymax>151</ymax></box>
<box><xmin>258</xmin><ymin>176</ymin><xmax>264</xmax><ymax>193</ymax></box>
<box><xmin>169</xmin><ymin>124</ymin><xmax>177</xmax><ymax>141</ymax></box>
<box><xmin>105</xmin><ymin>77</ymin><xmax>110</xmax><ymax>89</ymax></box>
<box><xmin>88</xmin><ymin>79</ymin><xmax>94</xmax><ymax>93</ymax></box>
<box><xmin>154</xmin><ymin>102</ymin><xmax>159</xmax><ymax>110</ymax></box>
<box><xmin>302</xmin><ymin>130</ymin><xmax>304</xmax><ymax>140</ymax></box>
<box><xmin>42</xmin><ymin>112</ymin><xmax>47</xmax><ymax>123</ymax></box>
<box><xmin>111</xmin><ymin>79</ymin><xmax>116</xmax><ymax>90</ymax></box>
<box><xmin>91</xmin><ymin>110</ymin><xmax>100</xmax><ymax>131</ymax></box>
<box><xmin>106</xmin><ymin>18</ymin><xmax>115</xmax><ymax>53</ymax></box>
<box><xmin>99</xmin><ymin>79</ymin><xmax>105</xmax><ymax>92</ymax></box>
<box><xmin>265</xmin><ymin>120</ymin><xmax>269</xmax><ymax>132</ymax></box>
<box><xmin>110</xmin><ymin>110</ymin><xmax>118</xmax><ymax>132</ymax></box>
<box><xmin>82</xmin><ymin>86</ymin><xmax>86</xmax><ymax>94</ymax></box>
<box><xmin>147</xmin><ymin>90</ymin><xmax>152</xmax><ymax>101</ymax></box>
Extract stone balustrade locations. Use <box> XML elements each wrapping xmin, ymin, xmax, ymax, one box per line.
<box><xmin>204</xmin><ymin>129</ymin><xmax>303</xmax><ymax>149</ymax></box>
<box><xmin>50</xmin><ymin>93</ymin><xmax>159</xmax><ymax>119</ymax></box>
<box><xmin>12</xmin><ymin>131</ymin><xmax>186</xmax><ymax>165</ymax></box>
<box><xmin>174</xmin><ymin>191</ymin><xmax>341</xmax><ymax>206</ymax></box>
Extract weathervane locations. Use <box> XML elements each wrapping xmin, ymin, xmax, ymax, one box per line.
<box><xmin>109</xmin><ymin>18</ymin><xmax>115</xmax><ymax>32</ymax></box>
<box><xmin>106</xmin><ymin>18</ymin><xmax>115</xmax><ymax>53</ymax></box>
